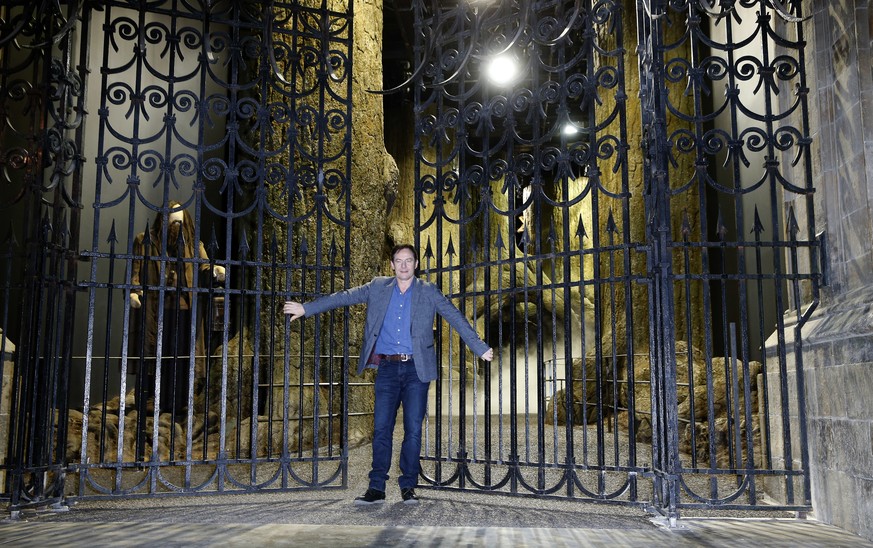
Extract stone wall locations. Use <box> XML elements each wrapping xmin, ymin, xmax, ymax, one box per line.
<box><xmin>768</xmin><ymin>0</ymin><xmax>873</xmax><ymax>540</ymax></box>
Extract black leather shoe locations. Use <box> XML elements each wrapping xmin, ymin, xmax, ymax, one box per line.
<box><xmin>354</xmin><ymin>488</ymin><xmax>386</xmax><ymax>506</ymax></box>
<box><xmin>400</xmin><ymin>488</ymin><xmax>419</xmax><ymax>505</ymax></box>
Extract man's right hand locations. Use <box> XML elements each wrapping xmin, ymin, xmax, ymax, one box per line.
<box><xmin>130</xmin><ymin>292</ymin><xmax>142</xmax><ymax>309</ymax></box>
<box><xmin>283</xmin><ymin>301</ymin><xmax>305</xmax><ymax>321</ymax></box>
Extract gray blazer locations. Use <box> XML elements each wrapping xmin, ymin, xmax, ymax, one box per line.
<box><xmin>303</xmin><ymin>276</ymin><xmax>490</xmax><ymax>382</ymax></box>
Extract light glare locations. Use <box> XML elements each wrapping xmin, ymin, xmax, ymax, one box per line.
<box><xmin>486</xmin><ymin>55</ymin><xmax>519</xmax><ymax>86</ymax></box>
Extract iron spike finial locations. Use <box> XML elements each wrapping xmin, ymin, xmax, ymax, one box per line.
<box><xmin>575</xmin><ymin>214</ymin><xmax>587</xmax><ymax>240</ymax></box>
<box><xmin>176</xmin><ymin>225</ymin><xmax>187</xmax><ymax>253</ymax></box>
<box><xmin>107</xmin><ymin>219</ymin><xmax>118</xmax><ymax>244</ymax></box>
<box><xmin>606</xmin><ymin>210</ymin><xmax>618</xmax><ymax>234</ymax></box>
<box><xmin>238</xmin><ymin>227</ymin><xmax>250</xmax><ymax>258</ymax></box>
<box><xmin>521</xmin><ymin>226</ymin><xmax>531</xmax><ymax>248</ymax></box>
<box><xmin>424</xmin><ymin>236</ymin><xmax>435</xmax><ymax>261</ymax></box>
<box><xmin>786</xmin><ymin>205</ymin><xmax>800</xmax><ymax>238</ymax></box>
<box><xmin>208</xmin><ymin>224</ymin><xmax>220</xmax><ymax>256</ymax></box>
<box><xmin>494</xmin><ymin>231</ymin><xmax>505</xmax><ymax>253</ymax></box>
<box><xmin>142</xmin><ymin>222</ymin><xmax>152</xmax><ymax>248</ymax></box>
<box><xmin>752</xmin><ymin>206</ymin><xmax>765</xmax><ymax>236</ymax></box>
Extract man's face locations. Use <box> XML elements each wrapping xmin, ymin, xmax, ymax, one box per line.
<box><xmin>390</xmin><ymin>248</ymin><xmax>418</xmax><ymax>282</ymax></box>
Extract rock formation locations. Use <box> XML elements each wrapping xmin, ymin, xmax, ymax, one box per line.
<box><xmin>545</xmin><ymin>340</ymin><xmax>764</xmax><ymax>468</ymax></box>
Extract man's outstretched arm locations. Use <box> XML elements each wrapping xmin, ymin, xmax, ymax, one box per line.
<box><xmin>283</xmin><ymin>281</ymin><xmax>373</xmax><ymax>322</ymax></box>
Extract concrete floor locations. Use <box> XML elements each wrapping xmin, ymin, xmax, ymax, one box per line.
<box><xmin>2</xmin><ymin>451</ymin><xmax>871</xmax><ymax>548</ymax></box>
<box><xmin>2</xmin><ymin>421</ymin><xmax>870</xmax><ymax>547</ymax></box>
<box><xmin>1</xmin><ymin>490</ymin><xmax>871</xmax><ymax>548</ymax></box>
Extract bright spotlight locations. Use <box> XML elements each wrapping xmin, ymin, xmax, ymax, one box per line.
<box><xmin>562</xmin><ymin>123</ymin><xmax>580</xmax><ymax>136</ymax></box>
<box><xmin>485</xmin><ymin>54</ymin><xmax>519</xmax><ymax>86</ymax></box>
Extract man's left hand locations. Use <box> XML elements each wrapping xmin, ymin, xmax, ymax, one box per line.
<box><xmin>481</xmin><ymin>348</ymin><xmax>494</xmax><ymax>361</ymax></box>
<box><xmin>213</xmin><ymin>265</ymin><xmax>226</xmax><ymax>283</ymax></box>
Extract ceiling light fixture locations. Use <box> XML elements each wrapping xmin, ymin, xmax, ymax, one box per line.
<box><xmin>485</xmin><ymin>54</ymin><xmax>520</xmax><ymax>86</ymax></box>
<box><xmin>562</xmin><ymin>123</ymin><xmax>580</xmax><ymax>136</ymax></box>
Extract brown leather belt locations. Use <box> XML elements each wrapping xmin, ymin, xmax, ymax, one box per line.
<box><xmin>378</xmin><ymin>353</ymin><xmax>413</xmax><ymax>362</ymax></box>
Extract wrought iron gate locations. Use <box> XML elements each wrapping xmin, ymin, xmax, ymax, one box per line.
<box><xmin>1</xmin><ymin>0</ymin><xmax>820</xmax><ymax>521</ymax></box>
<box><xmin>0</xmin><ymin>0</ymin><xmax>353</xmax><ymax>511</ymax></box>
<box><xmin>408</xmin><ymin>0</ymin><xmax>819</xmax><ymax>520</ymax></box>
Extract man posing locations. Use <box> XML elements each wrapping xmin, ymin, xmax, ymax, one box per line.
<box><xmin>284</xmin><ymin>244</ymin><xmax>493</xmax><ymax>505</ymax></box>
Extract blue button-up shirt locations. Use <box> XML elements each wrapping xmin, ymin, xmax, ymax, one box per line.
<box><xmin>374</xmin><ymin>282</ymin><xmax>413</xmax><ymax>355</ymax></box>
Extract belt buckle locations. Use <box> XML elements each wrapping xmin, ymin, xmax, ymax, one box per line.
<box><xmin>400</xmin><ymin>353</ymin><xmax>410</xmax><ymax>362</ymax></box>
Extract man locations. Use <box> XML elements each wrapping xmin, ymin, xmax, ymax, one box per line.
<box><xmin>284</xmin><ymin>244</ymin><xmax>493</xmax><ymax>505</ymax></box>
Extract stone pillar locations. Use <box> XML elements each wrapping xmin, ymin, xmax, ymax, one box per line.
<box><xmin>0</xmin><ymin>329</ymin><xmax>15</xmax><ymax>489</ymax></box>
<box><xmin>766</xmin><ymin>1</ymin><xmax>873</xmax><ymax>541</ymax></box>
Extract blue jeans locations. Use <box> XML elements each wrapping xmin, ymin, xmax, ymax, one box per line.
<box><xmin>369</xmin><ymin>359</ymin><xmax>429</xmax><ymax>492</ymax></box>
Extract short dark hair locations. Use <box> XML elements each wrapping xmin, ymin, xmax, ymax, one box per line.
<box><xmin>391</xmin><ymin>243</ymin><xmax>418</xmax><ymax>261</ymax></box>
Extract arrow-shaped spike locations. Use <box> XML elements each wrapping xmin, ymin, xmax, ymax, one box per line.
<box><xmin>424</xmin><ymin>236</ymin><xmax>434</xmax><ymax>261</ymax></box>
<box><xmin>521</xmin><ymin>226</ymin><xmax>531</xmax><ymax>247</ymax></box>
<box><xmin>238</xmin><ymin>227</ymin><xmax>250</xmax><ymax>258</ymax></box>
<box><xmin>575</xmin><ymin>214</ymin><xmax>587</xmax><ymax>240</ymax></box>
<box><xmin>786</xmin><ymin>205</ymin><xmax>799</xmax><ymax>238</ymax></box>
<box><xmin>606</xmin><ymin>210</ymin><xmax>618</xmax><ymax>234</ymax></box>
<box><xmin>107</xmin><ymin>219</ymin><xmax>118</xmax><ymax>244</ymax></box>
<box><xmin>176</xmin><ymin>227</ymin><xmax>187</xmax><ymax>254</ymax></box>
<box><xmin>208</xmin><ymin>224</ymin><xmax>220</xmax><ymax>256</ymax></box>
<box><xmin>446</xmin><ymin>234</ymin><xmax>456</xmax><ymax>258</ymax></box>
<box><xmin>142</xmin><ymin>222</ymin><xmax>152</xmax><ymax>248</ymax></box>
<box><xmin>329</xmin><ymin>236</ymin><xmax>337</xmax><ymax>261</ymax></box>
<box><xmin>752</xmin><ymin>206</ymin><xmax>765</xmax><ymax>236</ymax></box>
<box><xmin>494</xmin><ymin>231</ymin><xmax>506</xmax><ymax>253</ymax></box>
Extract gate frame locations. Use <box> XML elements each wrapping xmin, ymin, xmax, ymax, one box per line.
<box><xmin>0</xmin><ymin>0</ymin><xmax>820</xmax><ymax>521</ymax></box>
<box><xmin>0</xmin><ymin>0</ymin><xmax>355</xmax><ymax>513</ymax></box>
<box><xmin>406</xmin><ymin>0</ymin><xmax>818</xmax><ymax>521</ymax></box>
